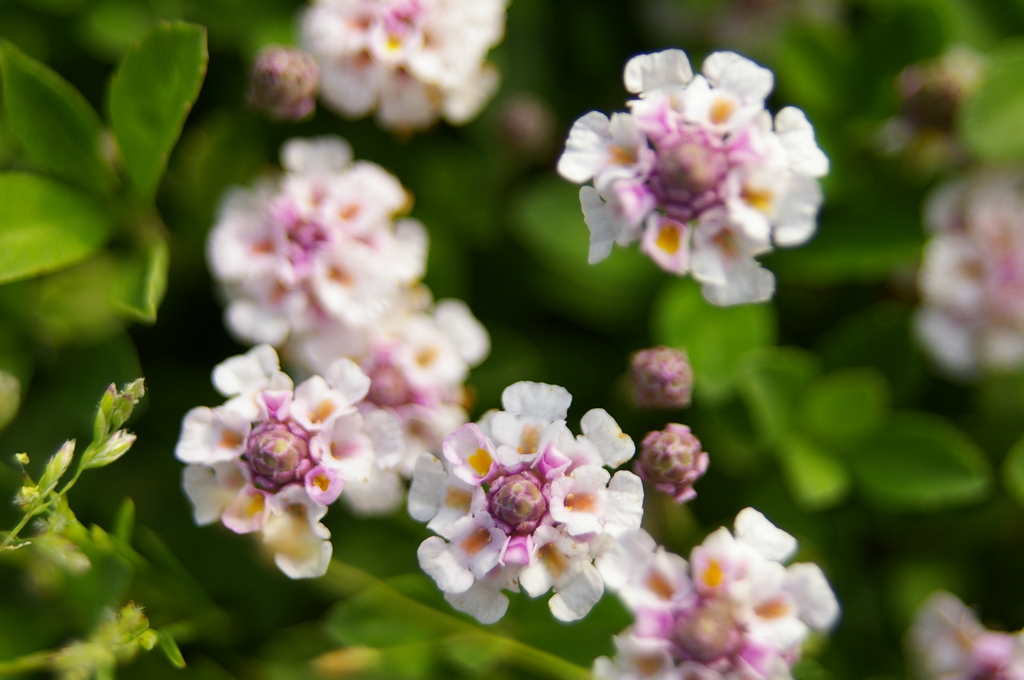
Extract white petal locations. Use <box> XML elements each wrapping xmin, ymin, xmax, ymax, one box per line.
<box><xmin>580</xmin><ymin>187</ymin><xmax>620</xmax><ymax>264</ymax></box>
<box><xmin>408</xmin><ymin>453</ymin><xmax>448</xmax><ymax>522</ymax></box>
<box><xmin>775</xmin><ymin>107</ymin><xmax>829</xmax><ymax>178</ymax></box>
<box><xmin>275</xmin><ymin>538</ymin><xmax>333</xmax><ymax>579</ymax></box>
<box><xmin>324</xmin><ymin>358</ymin><xmax>372</xmax><ymax>405</ymax></box>
<box><xmin>702</xmin><ymin>51</ymin><xmax>774</xmax><ymax>102</ymax></box>
<box><xmin>558</xmin><ymin>111</ymin><xmax>612</xmax><ymax>183</ymax></box>
<box><xmin>596</xmin><ymin>529</ymin><xmax>658</xmax><ymax>590</ymax></box>
<box><xmin>181</xmin><ymin>463</ymin><xmax>237</xmax><ymax>526</ymax></box>
<box><xmin>786</xmin><ymin>562</ymin><xmax>840</xmax><ymax>630</ymax></box>
<box><xmin>734</xmin><ymin>507</ymin><xmax>797</xmax><ymax>562</ymax></box>
<box><xmin>444</xmin><ymin>581</ymin><xmax>510</xmax><ymax>624</ymax></box>
<box><xmin>773</xmin><ymin>175</ymin><xmax>823</xmax><ymax>247</ymax></box>
<box><xmin>701</xmin><ymin>261</ymin><xmax>775</xmax><ymax>306</ymax></box>
<box><xmin>434</xmin><ymin>299</ymin><xmax>490</xmax><ymax>366</ymax></box>
<box><xmin>318</xmin><ymin>57</ymin><xmax>381</xmax><ymax>119</ymax></box>
<box><xmin>281</xmin><ymin>136</ymin><xmax>353</xmax><ymax>175</ymax></box>
<box><xmin>175</xmin><ymin>407</ymin><xmax>249</xmax><ymax>465</ymax></box>
<box><xmin>212</xmin><ymin>345</ymin><xmax>282</xmax><ymax>397</ymax></box>
<box><xmin>224</xmin><ymin>300</ymin><xmax>292</xmax><ymax>347</ymax></box>
<box><xmin>623</xmin><ymin>49</ymin><xmax>693</xmax><ymax>95</ymax></box>
<box><xmin>550</xmin><ymin>562</ymin><xmax>604</xmax><ymax>621</ymax></box>
<box><xmin>501</xmin><ymin>381</ymin><xmax>572</xmax><ymax>421</ymax></box>
<box><xmin>342</xmin><ymin>468</ymin><xmax>406</xmax><ymax>516</ymax></box>
<box><xmin>580</xmin><ymin>408</ymin><xmax>635</xmax><ymax>468</ymax></box>
<box><xmin>442</xmin><ymin>62</ymin><xmax>500</xmax><ymax>125</ymax></box>
<box><xmin>419</xmin><ymin>537</ymin><xmax>475</xmax><ymax>594</ymax></box>
<box><xmin>604</xmin><ymin>471</ymin><xmax>645</xmax><ymax>536</ymax></box>
<box><xmin>520</xmin><ymin>560</ymin><xmax>555</xmax><ymax>597</ymax></box>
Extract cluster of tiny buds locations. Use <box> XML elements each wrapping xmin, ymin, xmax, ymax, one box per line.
<box><xmin>635</xmin><ymin>423</ymin><xmax>708</xmax><ymax>503</ymax></box>
<box><xmin>630</xmin><ymin>346</ymin><xmax>694</xmax><ymax>410</ymax></box>
<box><xmin>248</xmin><ymin>45</ymin><xmax>321</xmax><ymax>122</ymax></box>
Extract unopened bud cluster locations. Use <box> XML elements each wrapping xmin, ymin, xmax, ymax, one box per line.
<box><xmin>249</xmin><ymin>46</ymin><xmax>320</xmax><ymax>121</ymax></box>
<box><xmin>630</xmin><ymin>346</ymin><xmax>693</xmax><ymax>409</ymax></box>
<box><xmin>635</xmin><ymin>424</ymin><xmax>708</xmax><ymax>503</ymax></box>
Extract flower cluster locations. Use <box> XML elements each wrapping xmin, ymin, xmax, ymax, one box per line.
<box><xmin>408</xmin><ymin>381</ymin><xmax>643</xmax><ymax>623</ymax></box>
<box><xmin>207</xmin><ymin>136</ymin><xmax>490</xmax><ymax>515</ymax></box>
<box><xmin>915</xmin><ymin>169</ymin><xmax>1024</xmax><ymax>377</ymax></box>
<box><xmin>908</xmin><ymin>591</ymin><xmax>1024</xmax><ymax>680</ymax></box>
<box><xmin>595</xmin><ymin>509</ymin><xmax>840</xmax><ymax>680</ymax></box>
<box><xmin>300</xmin><ymin>0</ymin><xmax>508</xmax><ymax>131</ymax></box>
<box><xmin>176</xmin><ymin>345</ymin><xmax>402</xmax><ymax>578</ymax></box>
<box><xmin>558</xmin><ymin>49</ymin><xmax>829</xmax><ymax>305</ymax></box>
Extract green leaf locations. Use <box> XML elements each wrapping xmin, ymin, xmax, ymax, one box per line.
<box><xmin>960</xmin><ymin>40</ymin><xmax>1024</xmax><ymax>161</ymax></box>
<box><xmin>108</xmin><ymin>21</ymin><xmax>208</xmax><ymax>202</ymax></box>
<box><xmin>777</xmin><ymin>436</ymin><xmax>851</xmax><ymax>511</ymax></box>
<box><xmin>801</xmin><ymin>368</ymin><xmax>891</xmax><ymax>443</ymax></box>
<box><xmin>0</xmin><ymin>40</ymin><xmax>117</xmax><ymax>195</ymax></box>
<box><xmin>734</xmin><ymin>347</ymin><xmax>821</xmax><ymax>444</ymax></box>
<box><xmin>0</xmin><ymin>172</ymin><xmax>113</xmax><ymax>284</ymax></box>
<box><xmin>327</xmin><ymin>584</ymin><xmax>459</xmax><ymax>649</ymax></box>
<box><xmin>1000</xmin><ymin>432</ymin><xmax>1024</xmax><ymax>506</ymax></box>
<box><xmin>110</xmin><ymin>235</ymin><xmax>169</xmax><ymax>323</ymax></box>
<box><xmin>0</xmin><ymin>370</ymin><xmax>20</xmax><ymax>431</ymax></box>
<box><xmin>156</xmin><ymin>631</ymin><xmax>186</xmax><ymax>669</ymax></box>
<box><xmin>113</xmin><ymin>497</ymin><xmax>135</xmax><ymax>544</ymax></box>
<box><xmin>849</xmin><ymin>411</ymin><xmax>991</xmax><ymax>511</ymax></box>
<box><xmin>652</xmin><ymin>279</ymin><xmax>777</xmax><ymax>403</ymax></box>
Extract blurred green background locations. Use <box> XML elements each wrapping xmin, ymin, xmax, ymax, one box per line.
<box><xmin>3</xmin><ymin>0</ymin><xmax>1024</xmax><ymax>677</ymax></box>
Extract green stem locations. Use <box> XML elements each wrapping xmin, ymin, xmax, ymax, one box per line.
<box><xmin>319</xmin><ymin>560</ymin><xmax>592</xmax><ymax>680</ymax></box>
<box><xmin>0</xmin><ymin>650</ymin><xmax>53</xmax><ymax>675</ymax></box>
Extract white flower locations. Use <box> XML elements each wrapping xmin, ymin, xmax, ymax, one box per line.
<box><xmin>301</xmin><ymin>0</ymin><xmax>508</xmax><ymax>131</ymax></box>
<box><xmin>559</xmin><ymin>49</ymin><xmax>828</xmax><ymax>306</ymax></box>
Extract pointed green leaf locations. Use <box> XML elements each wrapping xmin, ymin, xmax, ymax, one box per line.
<box><xmin>850</xmin><ymin>411</ymin><xmax>991</xmax><ymax>511</ymax></box>
<box><xmin>734</xmin><ymin>347</ymin><xmax>821</xmax><ymax>444</ymax></box>
<box><xmin>777</xmin><ymin>436</ymin><xmax>851</xmax><ymax>511</ymax></box>
<box><xmin>1000</xmin><ymin>432</ymin><xmax>1024</xmax><ymax>506</ymax></box>
<box><xmin>157</xmin><ymin>631</ymin><xmax>187</xmax><ymax>669</ymax></box>
<box><xmin>113</xmin><ymin>497</ymin><xmax>135</xmax><ymax>544</ymax></box>
<box><xmin>108</xmin><ymin>21</ymin><xmax>208</xmax><ymax>202</ymax></box>
<box><xmin>110</xmin><ymin>235</ymin><xmax>169</xmax><ymax>323</ymax></box>
<box><xmin>0</xmin><ymin>172</ymin><xmax>113</xmax><ymax>284</ymax></box>
<box><xmin>0</xmin><ymin>41</ymin><xmax>117</xmax><ymax>195</ymax></box>
<box><xmin>801</xmin><ymin>368</ymin><xmax>891</xmax><ymax>443</ymax></box>
<box><xmin>0</xmin><ymin>371</ymin><xmax>19</xmax><ymax>432</ymax></box>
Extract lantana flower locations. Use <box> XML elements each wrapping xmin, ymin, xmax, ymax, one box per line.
<box><xmin>558</xmin><ymin>49</ymin><xmax>828</xmax><ymax>306</ymax></box>
<box><xmin>300</xmin><ymin>0</ymin><xmax>508</xmax><ymax>131</ymax></box>
<box><xmin>908</xmin><ymin>591</ymin><xmax>1024</xmax><ymax>680</ymax></box>
<box><xmin>176</xmin><ymin>345</ymin><xmax>402</xmax><ymax>578</ymax></box>
<box><xmin>915</xmin><ymin>169</ymin><xmax>1024</xmax><ymax>377</ymax></box>
<box><xmin>207</xmin><ymin>135</ymin><xmax>491</xmax><ymax>517</ymax></box>
<box><xmin>408</xmin><ymin>381</ymin><xmax>642</xmax><ymax>623</ymax></box>
<box><xmin>594</xmin><ymin>508</ymin><xmax>840</xmax><ymax>679</ymax></box>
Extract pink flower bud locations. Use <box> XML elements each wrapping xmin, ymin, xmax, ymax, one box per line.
<box><xmin>630</xmin><ymin>346</ymin><xmax>694</xmax><ymax>409</ymax></box>
<box><xmin>249</xmin><ymin>46</ymin><xmax>320</xmax><ymax>121</ymax></box>
<box><xmin>671</xmin><ymin>598</ymin><xmax>743</xmax><ymax>664</ymax></box>
<box><xmin>635</xmin><ymin>424</ymin><xmax>708</xmax><ymax>503</ymax></box>
<box><xmin>245</xmin><ymin>421</ymin><xmax>313</xmax><ymax>489</ymax></box>
<box><xmin>490</xmin><ymin>472</ymin><xmax>548</xmax><ymax>534</ymax></box>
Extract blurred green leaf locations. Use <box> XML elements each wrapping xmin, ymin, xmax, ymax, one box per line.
<box><xmin>1000</xmin><ymin>432</ymin><xmax>1024</xmax><ymax>506</ymax></box>
<box><xmin>777</xmin><ymin>435</ymin><xmax>852</xmax><ymax>511</ymax></box>
<box><xmin>76</xmin><ymin>0</ymin><xmax>160</xmax><ymax>63</ymax></box>
<box><xmin>108</xmin><ymin>21</ymin><xmax>208</xmax><ymax>202</ymax></box>
<box><xmin>37</xmin><ymin>255</ymin><xmax>126</xmax><ymax>345</ymax></box>
<box><xmin>801</xmin><ymin>368</ymin><xmax>891</xmax><ymax>443</ymax></box>
<box><xmin>960</xmin><ymin>40</ymin><xmax>1024</xmax><ymax>161</ymax></box>
<box><xmin>850</xmin><ymin>411</ymin><xmax>991</xmax><ymax>511</ymax></box>
<box><xmin>113</xmin><ymin>497</ymin><xmax>135</xmax><ymax>545</ymax></box>
<box><xmin>327</xmin><ymin>584</ymin><xmax>459</xmax><ymax>649</ymax></box>
<box><xmin>0</xmin><ymin>172</ymin><xmax>113</xmax><ymax>284</ymax></box>
<box><xmin>0</xmin><ymin>40</ymin><xmax>117</xmax><ymax>195</ymax></box>
<box><xmin>653</xmin><ymin>279</ymin><xmax>777</xmax><ymax>403</ymax></box>
<box><xmin>156</xmin><ymin>630</ymin><xmax>186</xmax><ymax>669</ymax></box>
<box><xmin>0</xmin><ymin>370</ymin><xmax>19</xmax><ymax>431</ymax></box>
<box><xmin>110</xmin><ymin>235</ymin><xmax>169</xmax><ymax>323</ymax></box>
<box><xmin>735</xmin><ymin>347</ymin><xmax>821</xmax><ymax>444</ymax></box>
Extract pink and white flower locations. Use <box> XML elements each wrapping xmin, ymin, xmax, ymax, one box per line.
<box><xmin>594</xmin><ymin>509</ymin><xmax>840</xmax><ymax>680</ymax></box>
<box><xmin>408</xmin><ymin>381</ymin><xmax>642</xmax><ymax>623</ymax></box>
<box><xmin>176</xmin><ymin>345</ymin><xmax>402</xmax><ymax>578</ymax></box>
<box><xmin>558</xmin><ymin>49</ymin><xmax>829</xmax><ymax>306</ymax></box>
<box><xmin>300</xmin><ymin>0</ymin><xmax>508</xmax><ymax>131</ymax></box>
<box><xmin>915</xmin><ymin>169</ymin><xmax>1024</xmax><ymax>377</ymax></box>
<box><xmin>908</xmin><ymin>591</ymin><xmax>1024</xmax><ymax>680</ymax></box>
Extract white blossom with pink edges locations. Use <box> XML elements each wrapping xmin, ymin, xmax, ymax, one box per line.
<box><xmin>408</xmin><ymin>381</ymin><xmax>642</xmax><ymax>623</ymax></box>
<box><xmin>558</xmin><ymin>49</ymin><xmax>829</xmax><ymax>306</ymax></box>
<box><xmin>594</xmin><ymin>508</ymin><xmax>839</xmax><ymax>680</ymax></box>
